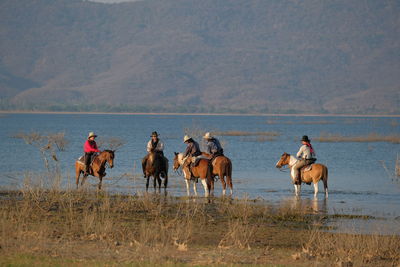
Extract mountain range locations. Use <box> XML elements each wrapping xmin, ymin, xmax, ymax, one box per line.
<box><xmin>0</xmin><ymin>0</ymin><xmax>399</xmax><ymax>114</ymax></box>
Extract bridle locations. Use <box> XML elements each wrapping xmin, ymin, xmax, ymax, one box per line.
<box><xmin>277</xmin><ymin>155</ymin><xmax>291</xmax><ymax>172</ymax></box>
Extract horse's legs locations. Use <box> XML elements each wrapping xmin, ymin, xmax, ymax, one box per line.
<box><xmin>156</xmin><ymin>174</ymin><xmax>162</xmax><ymax>191</ymax></box>
<box><xmin>193</xmin><ymin>180</ymin><xmax>198</xmax><ymax>196</ymax></box>
<box><xmin>185</xmin><ymin>179</ymin><xmax>190</xmax><ymax>196</ymax></box>
<box><xmin>164</xmin><ymin>174</ymin><xmax>168</xmax><ymax>188</ymax></box>
<box><xmin>227</xmin><ymin>176</ymin><xmax>233</xmax><ymax>196</ymax></box>
<box><xmin>81</xmin><ymin>175</ymin><xmax>88</xmax><ymax>187</ymax></box>
<box><xmin>209</xmin><ymin>176</ymin><xmax>215</xmax><ymax>197</ymax></box>
<box><xmin>313</xmin><ymin>182</ymin><xmax>319</xmax><ymax>198</ymax></box>
<box><xmin>294</xmin><ymin>184</ymin><xmax>301</xmax><ymax>196</ymax></box>
<box><xmin>98</xmin><ymin>176</ymin><xmax>103</xmax><ymax>190</ymax></box>
<box><xmin>75</xmin><ymin>166</ymin><xmax>81</xmax><ymax>189</ymax></box>
<box><xmin>201</xmin><ymin>178</ymin><xmax>209</xmax><ymax>197</ymax></box>
<box><xmin>153</xmin><ymin>175</ymin><xmax>157</xmax><ymax>189</ymax></box>
<box><xmin>146</xmin><ymin>176</ymin><xmax>150</xmax><ymax>191</ymax></box>
<box><xmin>220</xmin><ymin>175</ymin><xmax>227</xmax><ymax>196</ymax></box>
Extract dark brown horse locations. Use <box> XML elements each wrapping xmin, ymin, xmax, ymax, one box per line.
<box><xmin>275</xmin><ymin>152</ymin><xmax>328</xmax><ymax>198</ymax></box>
<box><xmin>173</xmin><ymin>152</ymin><xmax>212</xmax><ymax>197</ymax></box>
<box><xmin>202</xmin><ymin>153</ymin><xmax>233</xmax><ymax>196</ymax></box>
<box><xmin>142</xmin><ymin>152</ymin><xmax>168</xmax><ymax>191</ymax></box>
<box><xmin>75</xmin><ymin>150</ymin><xmax>115</xmax><ymax>190</ymax></box>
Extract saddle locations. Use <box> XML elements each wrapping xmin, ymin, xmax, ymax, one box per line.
<box><xmin>183</xmin><ymin>156</ymin><xmax>207</xmax><ymax>183</ymax></box>
<box><xmin>297</xmin><ymin>164</ymin><xmax>314</xmax><ymax>185</ymax></box>
<box><xmin>190</xmin><ymin>155</ymin><xmax>208</xmax><ymax>167</ymax></box>
<box><xmin>301</xmin><ymin>164</ymin><xmax>313</xmax><ymax>172</ymax></box>
<box><xmin>77</xmin><ymin>154</ymin><xmax>98</xmax><ymax>165</ymax></box>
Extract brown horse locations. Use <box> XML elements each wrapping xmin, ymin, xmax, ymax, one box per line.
<box><xmin>75</xmin><ymin>150</ymin><xmax>115</xmax><ymax>190</ymax></box>
<box><xmin>142</xmin><ymin>152</ymin><xmax>168</xmax><ymax>191</ymax></box>
<box><xmin>202</xmin><ymin>153</ymin><xmax>233</xmax><ymax>196</ymax></box>
<box><xmin>275</xmin><ymin>152</ymin><xmax>328</xmax><ymax>198</ymax></box>
<box><xmin>173</xmin><ymin>152</ymin><xmax>212</xmax><ymax>197</ymax></box>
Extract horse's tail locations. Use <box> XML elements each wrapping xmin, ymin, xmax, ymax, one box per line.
<box><xmin>225</xmin><ymin>158</ymin><xmax>233</xmax><ymax>190</ymax></box>
<box><xmin>322</xmin><ymin>165</ymin><xmax>328</xmax><ymax>196</ymax></box>
<box><xmin>206</xmin><ymin>161</ymin><xmax>213</xmax><ymax>192</ymax></box>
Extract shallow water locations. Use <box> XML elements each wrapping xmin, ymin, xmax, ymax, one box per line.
<box><xmin>0</xmin><ymin>113</ymin><xmax>399</xmax><ymax>234</ymax></box>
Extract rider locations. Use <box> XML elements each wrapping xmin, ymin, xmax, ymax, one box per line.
<box><xmin>142</xmin><ymin>131</ymin><xmax>165</xmax><ymax>177</ymax></box>
<box><xmin>293</xmin><ymin>135</ymin><xmax>316</xmax><ymax>184</ymax></box>
<box><xmin>84</xmin><ymin>132</ymin><xmax>101</xmax><ymax>176</ymax></box>
<box><xmin>182</xmin><ymin>135</ymin><xmax>202</xmax><ymax>180</ymax></box>
<box><xmin>203</xmin><ymin>132</ymin><xmax>224</xmax><ymax>162</ymax></box>
<box><xmin>183</xmin><ymin>135</ymin><xmax>202</xmax><ymax>164</ymax></box>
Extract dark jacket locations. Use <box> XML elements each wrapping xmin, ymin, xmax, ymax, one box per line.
<box><xmin>183</xmin><ymin>140</ymin><xmax>201</xmax><ymax>157</ymax></box>
<box><xmin>206</xmin><ymin>138</ymin><xmax>223</xmax><ymax>156</ymax></box>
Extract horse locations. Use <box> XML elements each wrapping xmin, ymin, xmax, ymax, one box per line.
<box><xmin>202</xmin><ymin>152</ymin><xmax>233</xmax><ymax>196</ymax></box>
<box><xmin>75</xmin><ymin>150</ymin><xmax>115</xmax><ymax>190</ymax></box>
<box><xmin>173</xmin><ymin>152</ymin><xmax>212</xmax><ymax>197</ymax></box>
<box><xmin>142</xmin><ymin>152</ymin><xmax>168</xmax><ymax>191</ymax></box>
<box><xmin>275</xmin><ymin>152</ymin><xmax>328</xmax><ymax>198</ymax></box>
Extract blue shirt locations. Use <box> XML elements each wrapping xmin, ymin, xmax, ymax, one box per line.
<box><xmin>206</xmin><ymin>138</ymin><xmax>223</xmax><ymax>155</ymax></box>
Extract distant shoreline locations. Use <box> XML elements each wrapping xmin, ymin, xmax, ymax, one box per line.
<box><xmin>0</xmin><ymin>110</ymin><xmax>399</xmax><ymax>117</ymax></box>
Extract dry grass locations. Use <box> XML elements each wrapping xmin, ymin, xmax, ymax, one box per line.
<box><xmin>303</xmin><ymin>228</ymin><xmax>400</xmax><ymax>266</ymax></box>
<box><xmin>0</xmin><ymin>187</ymin><xmax>399</xmax><ymax>266</ymax></box>
<box><xmin>314</xmin><ymin>132</ymin><xmax>400</xmax><ymax>144</ymax></box>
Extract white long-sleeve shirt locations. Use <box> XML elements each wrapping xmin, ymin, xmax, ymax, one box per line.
<box><xmin>296</xmin><ymin>144</ymin><xmax>315</xmax><ymax>159</ymax></box>
<box><xmin>146</xmin><ymin>139</ymin><xmax>164</xmax><ymax>153</ymax></box>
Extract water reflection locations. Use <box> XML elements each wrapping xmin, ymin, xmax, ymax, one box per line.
<box><xmin>281</xmin><ymin>195</ymin><xmax>328</xmax><ymax>214</ymax></box>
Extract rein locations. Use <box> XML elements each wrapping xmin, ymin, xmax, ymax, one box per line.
<box><xmin>278</xmin><ymin>165</ymin><xmax>290</xmax><ymax>172</ymax></box>
<box><xmin>174</xmin><ymin>167</ymin><xmax>182</xmax><ymax>176</ymax></box>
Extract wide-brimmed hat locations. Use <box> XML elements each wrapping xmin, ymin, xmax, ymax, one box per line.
<box><xmin>183</xmin><ymin>135</ymin><xmax>191</xmax><ymax>143</ymax></box>
<box><xmin>151</xmin><ymin>131</ymin><xmax>159</xmax><ymax>137</ymax></box>
<box><xmin>203</xmin><ymin>132</ymin><xmax>213</xmax><ymax>139</ymax></box>
<box><xmin>301</xmin><ymin>135</ymin><xmax>311</xmax><ymax>142</ymax></box>
<box><xmin>88</xmin><ymin>132</ymin><xmax>97</xmax><ymax>139</ymax></box>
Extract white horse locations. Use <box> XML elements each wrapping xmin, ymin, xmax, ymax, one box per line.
<box><xmin>173</xmin><ymin>152</ymin><xmax>212</xmax><ymax>197</ymax></box>
<box><xmin>275</xmin><ymin>153</ymin><xmax>328</xmax><ymax>198</ymax></box>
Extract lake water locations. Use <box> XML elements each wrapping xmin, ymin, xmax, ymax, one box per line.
<box><xmin>0</xmin><ymin>113</ymin><xmax>399</xmax><ymax>234</ymax></box>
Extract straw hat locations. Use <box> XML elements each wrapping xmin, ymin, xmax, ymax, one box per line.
<box><xmin>203</xmin><ymin>132</ymin><xmax>213</xmax><ymax>139</ymax></box>
<box><xmin>183</xmin><ymin>135</ymin><xmax>191</xmax><ymax>143</ymax></box>
<box><xmin>88</xmin><ymin>132</ymin><xmax>97</xmax><ymax>139</ymax></box>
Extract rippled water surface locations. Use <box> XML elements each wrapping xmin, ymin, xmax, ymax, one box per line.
<box><xmin>0</xmin><ymin>113</ymin><xmax>399</xmax><ymax>233</ymax></box>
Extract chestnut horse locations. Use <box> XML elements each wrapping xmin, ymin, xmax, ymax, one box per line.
<box><xmin>275</xmin><ymin>152</ymin><xmax>328</xmax><ymax>198</ymax></box>
<box><xmin>173</xmin><ymin>152</ymin><xmax>212</xmax><ymax>197</ymax></box>
<box><xmin>202</xmin><ymin>153</ymin><xmax>233</xmax><ymax>196</ymax></box>
<box><xmin>143</xmin><ymin>152</ymin><xmax>168</xmax><ymax>191</ymax></box>
<box><xmin>75</xmin><ymin>150</ymin><xmax>115</xmax><ymax>190</ymax></box>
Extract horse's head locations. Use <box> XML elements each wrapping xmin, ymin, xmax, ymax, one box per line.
<box><xmin>276</xmin><ymin>152</ymin><xmax>290</xmax><ymax>168</ymax></box>
<box><xmin>173</xmin><ymin>152</ymin><xmax>183</xmax><ymax>171</ymax></box>
<box><xmin>103</xmin><ymin>150</ymin><xmax>115</xmax><ymax>168</ymax></box>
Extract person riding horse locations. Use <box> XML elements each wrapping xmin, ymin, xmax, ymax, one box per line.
<box><xmin>293</xmin><ymin>135</ymin><xmax>317</xmax><ymax>184</ymax></box>
<box><xmin>142</xmin><ymin>131</ymin><xmax>167</xmax><ymax>178</ymax></box>
<box><xmin>83</xmin><ymin>132</ymin><xmax>101</xmax><ymax>176</ymax></box>
<box><xmin>203</xmin><ymin>132</ymin><xmax>224</xmax><ymax>162</ymax></box>
<box><xmin>183</xmin><ymin>135</ymin><xmax>202</xmax><ymax>180</ymax></box>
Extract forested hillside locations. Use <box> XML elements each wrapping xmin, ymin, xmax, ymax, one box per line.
<box><xmin>0</xmin><ymin>0</ymin><xmax>399</xmax><ymax>114</ymax></box>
